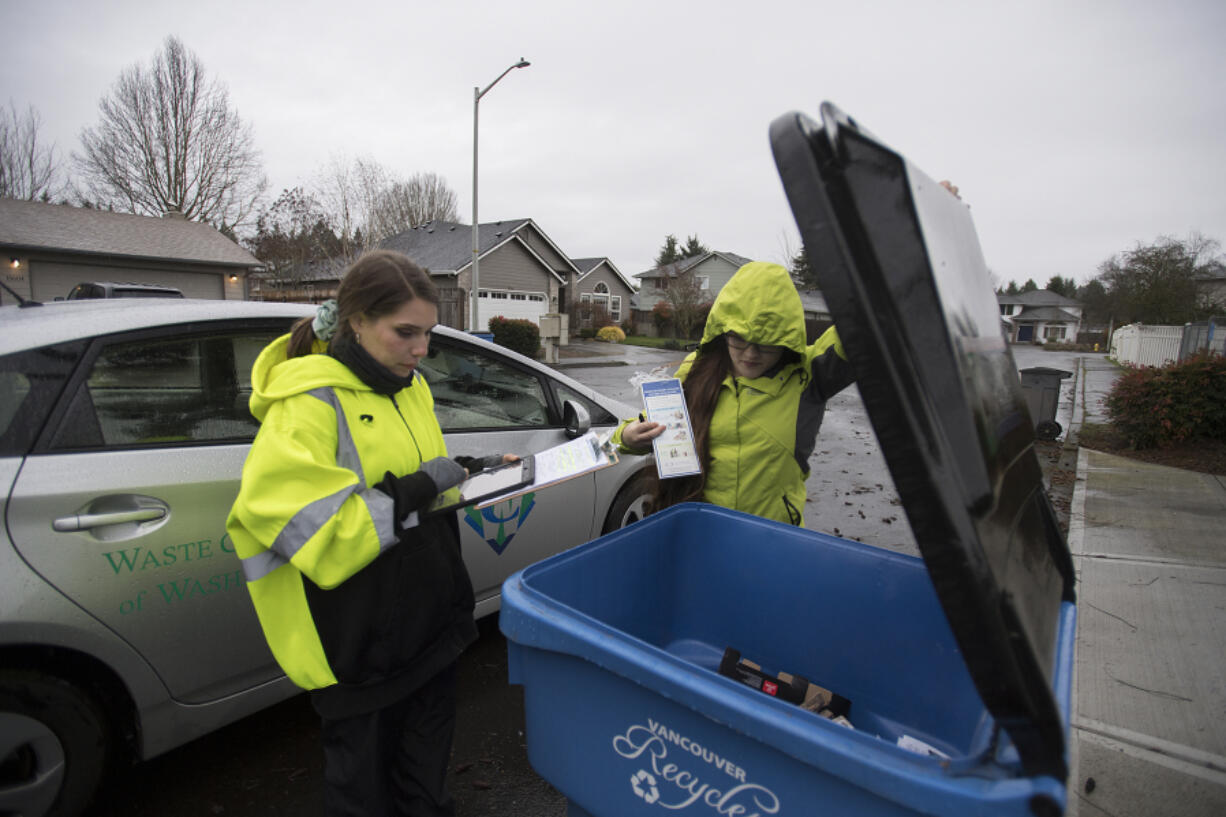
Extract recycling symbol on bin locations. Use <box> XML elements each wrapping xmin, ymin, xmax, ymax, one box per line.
<box><xmin>630</xmin><ymin>769</ymin><xmax>660</xmax><ymax>804</ymax></box>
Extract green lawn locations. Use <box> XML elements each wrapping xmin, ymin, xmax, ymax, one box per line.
<box><xmin>621</xmin><ymin>335</ymin><xmax>678</xmax><ymax>349</ymax></box>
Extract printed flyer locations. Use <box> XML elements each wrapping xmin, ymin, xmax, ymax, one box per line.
<box><xmin>640</xmin><ymin>378</ymin><xmax>701</xmax><ymax>479</ymax></box>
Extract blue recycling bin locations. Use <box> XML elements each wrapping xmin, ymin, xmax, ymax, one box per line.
<box><xmin>501</xmin><ymin>504</ymin><xmax>1075</xmax><ymax>817</ymax></box>
<box><xmin>502</xmin><ymin>101</ymin><xmax>1081</xmax><ymax>816</ymax></box>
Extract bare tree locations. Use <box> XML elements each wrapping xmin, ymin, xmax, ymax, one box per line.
<box><xmin>369</xmin><ymin>172</ymin><xmax>459</xmax><ymax>238</ymax></box>
<box><xmin>665</xmin><ymin>270</ymin><xmax>708</xmax><ymax>340</ymax></box>
<box><xmin>314</xmin><ymin>156</ymin><xmax>459</xmax><ymax>253</ymax></box>
<box><xmin>0</xmin><ymin>101</ymin><xmax>61</xmax><ymax>200</ymax></box>
<box><xmin>315</xmin><ymin>154</ymin><xmax>378</xmax><ymax>260</ymax></box>
<box><xmin>248</xmin><ymin>187</ymin><xmax>341</xmax><ymax>279</ymax></box>
<box><xmin>75</xmin><ymin>36</ymin><xmax>266</xmax><ymax>232</ymax></box>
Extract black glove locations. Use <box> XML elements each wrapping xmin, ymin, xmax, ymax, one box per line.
<box><xmin>454</xmin><ymin>454</ymin><xmax>508</xmax><ymax>476</ymax></box>
<box><xmin>374</xmin><ymin>456</ymin><xmax>468</xmax><ymax>520</ymax></box>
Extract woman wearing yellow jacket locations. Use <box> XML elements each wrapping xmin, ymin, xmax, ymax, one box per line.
<box><xmin>227</xmin><ymin>251</ymin><xmax>503</xmax><ymax>816</ymax></box>
<box><xmin>618</xmin><ymin>261</ymin><xmax>854</xmax><ymax>526</ymax></box>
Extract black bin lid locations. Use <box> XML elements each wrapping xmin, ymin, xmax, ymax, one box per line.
<box><xmin>770</xmin><ymin>103</ymin><xmax>1076</xmax><ymax>780</ymax></box>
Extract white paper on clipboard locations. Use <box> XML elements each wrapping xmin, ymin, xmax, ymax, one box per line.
<box><xmin>640</xmin><ymin>378</ymin><xmax>701</xmax><ymax>478</ymax></box>
<box><xmin>473</xmin><ymin>430</ymin><xmax>619</xmax><ymax>509</ymax></box>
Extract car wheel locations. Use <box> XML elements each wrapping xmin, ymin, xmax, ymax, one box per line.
<box><xmin>1035</xmin><ymin>419</ymin><xmax>1062</xmax><ymax>441</ymax></box>
<box><xmin>602</xmin><ymin>472</ymin><xmax>653</xmax><ymax>534</ymax></box>
<box><xmin>0</xmin><ymin>671</ymin><xmax>111</xmax><ymax>817</ymax></box>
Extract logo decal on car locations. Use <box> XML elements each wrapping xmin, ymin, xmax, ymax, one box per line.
<box><xmin>463</xmin><ymin>492</ymin><xmax>536</xmax><ymax>555</ymax></box>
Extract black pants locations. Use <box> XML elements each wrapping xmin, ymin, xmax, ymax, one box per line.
<box><xmin>317</xmin><ymin>664</ymin><xmax>458</xmax><ymax>817</ymax></box>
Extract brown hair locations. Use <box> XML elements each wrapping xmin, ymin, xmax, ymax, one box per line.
<box><xmin>648</xmin><ymin>337</ymin><xmax>731</xmax><ymax>512</ymax></box>
<box><xmin>287</xmin><ymin>250</ymin><xmax>439</xmax><ymax>358</ymax></box>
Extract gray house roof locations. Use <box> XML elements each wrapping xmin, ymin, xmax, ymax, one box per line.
<box><xmin>635</xmin><ymin>251</ymin><xmax>754</xmax><ymax>280</ymax></box>
<box><xmin>380</xmin><ymin>218</ymin><xmax>574</xmax><ymax>282</ymax></box>
<box><xmin>572</xmin><ymin>256</ymin><xmax>637</xmax><ymax>291</ymax></box>
<box><xmin>1013</xmin><ymin>306</ymin><xmax>1081</xmax><ymax>322</ymax></box>
<box><xmin>996</xmin><ymin>290</ymin><xmax>1080</xmax><ymax>307</ymax></box>
<box><xmin>379</xmin><ymin>219</ymin><xmax>522</xmax><ymax>272</ymax></box>
<box><xmin>0</xmin><ymin>198</ymin><xmax>260</xmax><ymax>268</ymax></box>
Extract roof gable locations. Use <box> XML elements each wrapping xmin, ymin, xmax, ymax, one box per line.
<box><xmin>635</xmin><ymin>250</ymin><xmax>754</xmax><ymax>279</ymax></box>
<box><xmin>573</xmin><ymin>256</ymin><xmax>637</xmax><ymax>291</ymax></box>
<box><xmin>0</xmin><ymin>198</ymin><xmax>260</xmax><ymax>267</ymax></box>
<box><xmin>379</xmin><ymin>218</ymin><xmax>566</xmax><ymax>284</ymax></box>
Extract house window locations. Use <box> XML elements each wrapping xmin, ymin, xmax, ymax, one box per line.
<box><xmin>696</xmin><ymin>275</ymin><xmax>710</xmax><ymax>291</ymax></box>
<box><xmin>611</xmin><ymin>296</ymin><xmax>621</xmax><ymax>323</ymax></box>
<box><xmin>654</xmin><ymin>279</ymin><xmax>666</xmax><ymax>290</ymax></box>
<box><xmin>1044</xmin><ymin>326</ymin><xmax>1066</xmax><ymax>340</ymax></box>
<box><xmin>1000</xmin><ymin>304</ymin><xmax>1015</xmax><ymax>316</ymax></box>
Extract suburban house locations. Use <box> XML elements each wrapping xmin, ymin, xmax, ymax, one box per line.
<box><xmin>1196</xmin><ymin>262</ymin><xmax>1226</xmax><ymax>311</ymax></box>
<box><xmin>798</xmin><ymin>289</ymin><xmax>835</xmax><ymax>341</ymax></box>
<box><xmin>997</xmin><ymin>290</ymin><xmax>1083</xmax><ymax>343</ymax></box>
<box><xmin>252</xmin><ymin>218</ymin><xmax>629</xmax><ymax>333</ymax></box>
<box><xmin>571</xmin><ymin>257</ymin><xmax>637</xmax><ymax>329</ymax></box>
<box><xmin>631</xmin><ymin>251</ymin><xmax>753</xmax><ymax>335</ymax></box>
<box><xmin>0</xmin><ymin>198</ymin><xmax>260</xmax><ymax>304</ymax></box>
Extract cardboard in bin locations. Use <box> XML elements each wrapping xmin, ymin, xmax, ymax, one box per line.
<box><xmin>500</xmin><ymin>102</ymin><xmax>1076</xmax><ymax>816</ymax></box>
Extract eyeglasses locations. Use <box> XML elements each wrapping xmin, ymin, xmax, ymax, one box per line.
<box><xmin>724</xmin><ymin>333</ymin><xmax>783</xmax><ymax>355</ymax></box>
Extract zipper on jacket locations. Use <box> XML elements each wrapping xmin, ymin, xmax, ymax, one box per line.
<box><xmin>782</xmin><ymin>494</ymin><xmax>802</xmax><ymax>526</ymax></box>
<box><xmin>389</xmin><ymin>395</ymin><xmax>424</xmax><ymax>463</ymax></box>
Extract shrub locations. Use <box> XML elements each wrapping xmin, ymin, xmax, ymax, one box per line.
<box><xmin>596</xmin><ymin>325</ymin><xmax>626</xmax><ymax>343</ymax></box>
<box><xmin>589</xmin><ymin>302</ymin><xmax>615</xmax><ymax>329</ymax></box>
<box><xmin>1105</xmin><ymin>352</ymin><xmax>1226</xmax><ymax>449</ymax></box>
<box><xmin>488</xmin><ymin>316</ymin><xmax>540</xmax><ymax>358</ymax></box>
<box><xmin>651</xmin><ymin>301</ymin><xmax>672</xmax><ymax>335</ymax></box>
<box><xmin>578</xmin><ymin>327</ymin><xmax>597</xmax><ymax>339</ymax></box>
<box><xmin>661</xmin><ymin>338</ymin><xmax>681</xmax><ymax>351</ymax></box>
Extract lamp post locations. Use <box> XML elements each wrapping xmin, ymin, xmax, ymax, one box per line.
<box><xmin>471</xmin><ymin>58</ymin><xmax>531</xmax><ymax>333</ymax></box>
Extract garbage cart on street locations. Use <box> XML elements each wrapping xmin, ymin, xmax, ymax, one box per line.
<box><xmin>501</xmin><ymin>102</ymin><xmax>1077</xmax><ymax>817</ymax></box>
<box><xmin>1019</xmin><ymin>367</ymin><xmax>1073</xmax><ymax>440</ymax></box>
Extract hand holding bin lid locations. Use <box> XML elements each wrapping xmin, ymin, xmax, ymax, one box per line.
<box><xmin>769</xmin><ymin>102</ymin><xmax>1076</xmax><ymax>780</ymax></box>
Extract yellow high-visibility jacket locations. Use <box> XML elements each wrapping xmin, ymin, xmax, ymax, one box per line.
<box><xmin>226</xmin><ymin>335</ymin><xmax>476</xmax><ymax>717</ymax></box>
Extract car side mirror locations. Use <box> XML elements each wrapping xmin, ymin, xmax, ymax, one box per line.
<box><xmin>562</xmin><ymin>400</ymin><xmax>591</xmax><ymax>439</ymax></box>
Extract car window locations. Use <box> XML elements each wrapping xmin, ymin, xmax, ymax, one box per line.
<box><xmin>0</xmin><ymin>341</ymin><xmax>85</xmax><ymax>456</ymax></box>
<box><xmin>47</xmin><ymin>330</ymin><xmax>281</xmax><ymax>450</ymax></box>
<box><xmin>420</xmin><ymin>339</ymin><xmax>550</xmax><ymax>430</ymax></box>
<box><xmin>553</xmin><ymin>382</ymin><xmax>618</xmax><ymax>426</ymax></box>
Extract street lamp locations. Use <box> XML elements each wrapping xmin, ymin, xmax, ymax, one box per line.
<box><xmin>471</xmin><ymin>57</ymin><xmax>531</xmax><ymax>332</ymax></box>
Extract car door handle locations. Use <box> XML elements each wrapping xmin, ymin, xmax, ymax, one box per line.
<box><xmin>53</xmin><ymin>507</ymin><xmax>168</xmax><ymax>532</ymax></box>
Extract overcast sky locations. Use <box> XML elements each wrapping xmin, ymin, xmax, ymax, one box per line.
<box><xmin>4</xmin><ymin>0</ymin><xmax>1224</xmax><ymax>286</ymax></box>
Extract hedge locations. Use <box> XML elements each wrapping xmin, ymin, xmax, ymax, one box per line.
<box><xmin>1105</xmin><ymin>352</ymin><xmax>1226</xmax><ymax>449</ymax></box>
<box><xmin>488</xmin><ymin>316</ymin><xmax>540</xmax><ymax>359</ymax></box>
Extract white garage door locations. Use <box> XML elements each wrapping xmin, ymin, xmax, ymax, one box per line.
<box><xmin>478</xmin><ymin>290</ymin><xmax>547</xmax><ymax>330</ymax></box>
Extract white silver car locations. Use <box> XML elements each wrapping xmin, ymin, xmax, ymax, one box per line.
<box><xmin>0</xmin><ymin>298</ymin><xmax>651</xmax><ymax>817</ymax></box>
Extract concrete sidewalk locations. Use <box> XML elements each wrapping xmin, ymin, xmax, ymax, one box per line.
<box><xmin>1065</xmin><ymin>356</ymin><xmax>1226</xmax><ymax>815</ymax></box>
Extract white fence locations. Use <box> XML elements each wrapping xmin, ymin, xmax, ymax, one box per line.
<box><xmin>1110</xmin><ymin>324</ymin><xmax>1185</xmax><ymax>367</ymax></box>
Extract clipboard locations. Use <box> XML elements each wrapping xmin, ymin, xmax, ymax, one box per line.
<box><xmin>426</xmin><ymin>457</ymin><xmax>535</xmax><ymax>516</ymax></box>
<box><xmin>471</xmin><ymin>430</ymin><xmax>620</xmax><ymax>510</ymax></box>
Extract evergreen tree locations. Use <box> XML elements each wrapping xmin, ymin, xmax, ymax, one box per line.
<box><xmin>655</xmin><ymin>234</ymin><xmax>681</xmax><ymax>266</ymax></box>
<box><xmin>681</xmin><ymin>234</ymin><xmax>708</xmax><ymax>259</ymax></box>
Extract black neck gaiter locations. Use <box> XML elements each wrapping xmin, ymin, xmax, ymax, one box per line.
<box><xmin>329</xmin><ymin>336</ymin><xmax>416</xmax><ymax>396</ymax></box>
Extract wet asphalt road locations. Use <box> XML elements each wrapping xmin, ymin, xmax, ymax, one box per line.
<box><xmin>90</xmin><ymin>614</ymin><xmax>566</xmax><ymax>817</ymax></box>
